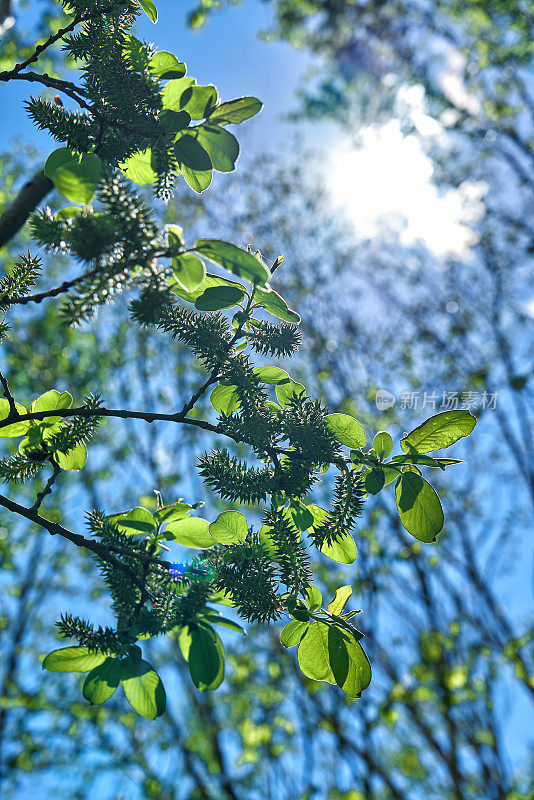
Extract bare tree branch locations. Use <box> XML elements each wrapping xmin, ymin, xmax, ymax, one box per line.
<box><xmin>0</xmin><ymin>169</ymin><xmax>53</xmax><ymax>249</ymax></box>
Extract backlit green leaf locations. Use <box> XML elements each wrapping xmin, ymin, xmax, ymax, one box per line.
<box><xmin>149</xmin><ymin>51</ymin><xmax>185</xmax><ymax>79</ymax></box>
<box><xmin>195</xmin><ymin>124</ymin><xmax>239</xmax><ymax>171</ymax></box>
<box><xmin>400</xmin><ymin>410</ymin><xmax>476</xmax><ymax>454</ymax></box>
<box><xmin>194</xmin><ymin>239</ymin><xmax>270</xmax><ymax>285</ymax></box>
<box><xmin>189</xmin><ymin>626</ymin><xmax>224</xmax><ymax>690</ymax></box>
<box><xmin>327</xmin><ymin>586</ymin><xmax>352</xmax><ymax>615</ymax></box>
<box><xmin>121</xmin><ymin>656</ymin><xmax>166</xmax><ymax>719</ymax></box>
<box><xmin>327</xmin><ymin>625</ymin><xmax>371</xmax><ymax>698</ymax></box>
<box><xmin>83</xmin><ymin>657</ymin><xmax>121</xmax><ymax>705</ymax></box>
<box><xmin>208</xmin><ymin>96</ymin><xmax>262</xmax><ymax>125</ymax></box>
<box><xmin>195</xmin><ymin>285</ymin><xmax>245</xmax><ymax>311</ymax></box>
<box><xmin>209</xmin><ymin>510</ymin><xmax>248</xmax><ymax>544</ymax></box>
<box><xmin>56</xmin><ymin>442</ymin><xmax>87</xmax><ymax>471</ymax></box>
<box><xmin>166</xmin><ymin>516</ymin><xmax>213</xmax><ymax>548</ymax></box>
<box><xmin>172</xmin><ymin>254</ymin><xmax>206</xmax><ymax>292</ymax></box>
<box><xmin>254</xmin><ymin>287</ymin><xmax>301</xmax><ymax>324</ymax></box>
<box><xmin>325</xmin><ymin>413</ymin><xmax>366</xmax><ymax>448</ymax></box>
<box><xmin>119</xmin><ymin>148</ymin><xmax>157</xmax><ymax>185</ymax></box>
<box><xmin>138</xmin><ymin>0</ymin><xmax>157</xmax><ymax>23</ymax></box>
<box><xmin>395</xmin><ymin>470</ymin><xmax>444</xmax><ymax>542</ymax></box>
<box><xmin>298</xmin><ymin>622</ymin><xmax>335</xmax><ymax>683</ymax></box>
<box><xmin>0</xmin><ymin>399</ymin><xmax>30</xmax><ymax>437</ymax></box>
<box><xmin>43</xmin><ymin>646</ymin><xmax>107</xmax><ymax>673</ymax></box>
<box><xmin>107</xmin><ymin>507</ymin><xmax>155</xmax><ymax>535</ymax></box>
<box><xmin>281</xmin><ymin>619</ymin><xmax>309</xmax><ymax>647</ymax></box>
<box><xmin>373</xmin><ymin>431</ymin><xmax>393</xmax><ymax>459</ymax></box>
<box><xmin>210</xmin><ymin>384</ymin><xmax>241</xmax><ymax>415</ymax></box>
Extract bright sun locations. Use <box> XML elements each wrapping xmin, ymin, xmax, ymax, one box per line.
<box><xmin>327</xmin><ymin>120</ymin><xmax>478</xmax><ymax>257</ymax></box>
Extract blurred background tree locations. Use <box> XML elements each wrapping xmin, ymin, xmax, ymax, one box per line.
<box><xmin>1</xmin><ymin>0</ymin><xmax>532</xmax><ymax>798</ymax></box>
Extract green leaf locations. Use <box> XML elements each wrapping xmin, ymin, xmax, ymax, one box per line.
<box><xmin>253</xmin><ymin>366</ymin><xmax>290</xmax><ymax>385</ymax></box>
<box><xmin>395</xmin><ymin>471</ymin><xmax>444</xmax><ymax>542</ymax></box>
<box><xmin>201</xmin><ymin>613</ymin><xmax>245</xmax><ymax>634</ymax></box>
<box><xmin>281</xmin><ymin>619</ymin><xmax>309</xmax><ymax>648</ymax></box>
<box><xmin>121</xmin><ymin>656</ymin><xmax>166</xmax><ymax>719</ymax></box>
<box><xmin>172</xmin><ymin>254</ymin><xmax>206</xmax><ymax>292</ymax></box>
<box><xmin>189</xmin><ymin>626</ymin><xmax>225</xmax><ymax>690</ymax></box>
<box><xmin>138</xmin><ymin>0</ymin><xmax>157</xmax><ymax>23</ymax></box>
<box><xmin>327</xmin><ymin>625</ymin><xmax>371</xmax><ymax>698</ymax></box>
<box><xmin>107</xmin><ymin>507</ymin><xmax>155</xmax><ymax>535</ymax></box>
<box><xmin>194</xmin><ymin>285</ymin><xmax>245</xmax><ymax>311</ymax></box>
<box><xmin>254</xmin><ymin>287</ymin><xmax>301</xmax><ymax>324</ymax></box>
<box><xmin>161</xmin><ymin>76</ymin><xmax>195</xmax><ymax>110</ymax></box>
<box><xmin>178</xmin><ymin>626</ymin><xmax>192</xmax><ymax>661</ymax></box>
<box><xmin>149</xmin><ymin>51</ymin><xmax>185</xmax><ymax>79</ymax></box>
<box><xmin>179</xmin><ymin>85</ymin><xmax>218</xmax><ymax>119</ymax></box>
<box><xmin>327</xmin><ymin>586</ymin><xmax>352</xmax><ymax>615</ymax></box>
<box><xmin>364</xmin><ymin>467</ymin><xmax>385</xmax><ymax>495</ymax></box>
<box><xmin>209</xmin><ymin>510</ymin><xmax>248</xmax><ymax>544</ymax></box>
<box><xmin>195</xmin><ymin>124</ymin><xmax>239</xmax><ymax>172</ymax></box>
<box><xmin>166</xmin><ymin>517</ymin><xmax>214</xmax><ymax>549</ymax></box>
<box><xmin>159</xmin><ymin>109</ymin><xmax>191</xmax><ymax>134</ymax></box>
<box><xmin>308</xmin><ymin>505</ymin><xmax>357</xmax><ymax>563</ymax></box>
<box><xmin>56</xmin><ymin>442</ymin><xmax>87</xmax><ymax>471</ymax></box>
<box><xmin>275</xmin><ymin>379</ymin><xmax>306</xmax><ymax>407</ymax></box>
<box><xmin>0</xmin><ymin>398</ymin><xmax>31</xmax><ymax>438</ymax></box>
<box><xmin>289</xmin><ymin>499</ymin><xmax>314</xmax><ymax>531</ymax></box>
<box><xmin>400</xmin><ymin>410</ymin><xmax>476</xmax><ymax>454</ymax></box>
<box><xmin>119</xmin><ymin>148</ymin><xmax>157</xmax><ymax>185</ymax></box>
<box><xmin>174</xmin><ymin>133</ymin><xmax>212</xmax><ymax>169</ymax></box>
<box><xmin>298</xmin><ymin>622</ymin><xmax>335</xmax><ymax>683</ymax></box>
<box><xmin>83</xmin><ymin>657</ymin><xmax>121</xmax><ymax>705</ymax></box>
<box><xmin>166</xmin><ymin>223</ymin><xmax>185</xmax><ymax>251</ymax></box>
<box><xmin>154</xmin><ymin>502</ymin><xmax>195</xmax><ymax>525</ymax></box>
<box><xmin>43</xmin><ymin>646</ymin><xmax>107</xmax><ymax>673</ymax></box>
<box><xmin>373</xmin><ymin>431</ymin><xmax>393</xmax><ymax>459</ymax></box>
<box><xmin>210</xmin><ymin>384</ymin><xmax>240</xmax><ymax>415</ymax></box>
<box><xmin>46</xmin><ymin>149</ymin><xmax>101</xmax><ymax>204</ymax></box>
<box><xmin>325</xmin><ymin>413</ymin><xmax>366</xmax><ymax>448</ymax></box>
<box><xmin>175</xmin><ymin>134</ymin><xmax>212</xmax><ymax>193</ymax></box>
<box><xmin>305</xmin><ymin>584</ymin><xmax>322</xmax><ymax>611</ymax></box>
<box><xmin>31</xmin><ymin>390</ymin><xmax>72</xmax><ymax>414</ymax></box>
<box><xmin>194</xmin><ymin>239</ymin><xmax>270</xmax><ymax>285</ymax></box>
<box><xmin>208</xmin><ymin>96</ymin><xmax>262</xmax><ymax>125</ymax></box>
<box><xmin>171</xmin><ymin>272</ymin><xmax>245</xmax><ymax>305</ymax></box>
<box><xmin>319</xmin><ymin>534</ymin><xmax>358</xmax><ymax>564</ymax></box>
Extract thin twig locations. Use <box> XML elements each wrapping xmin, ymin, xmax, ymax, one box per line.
<box><xmin>0</xmin><ymin>368</ymin><xmax>16</xmax><ymax>416</ymax></box>
<box><xmin>31</xmin><ymin>458</ymin><xmax>61</xmax><ymax>511</ymax></box>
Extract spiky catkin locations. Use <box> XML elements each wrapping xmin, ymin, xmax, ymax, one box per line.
<box><xmin>154</xmin><ymin>303</ymin><xmax>232</xmax><ymax>370</ymax></box>
<box><xmin>247</xmin><ymin>320</ymin><xmax>301</xmax><ymax>357</ymax></box>
<box><xmin>282</xmin><ymin>394</ymin><xmax>340</xmax><ymax>464</ymax></box>
<box><xmin>262</xmin><ymin>508</ymin><xmax>312</xmax><ymax>594</ymax></box>
<box><xmin>56</xmin><ymin>613</ymin><xmax>124</xmax><ymax>653</ymax></box>
<box><xmin>208</xmin><ymin>535</ymin><xmax>281</xmax><ymax>624</ymax></box>
<box><xmin>309</xmin><ymin>470</ymin><xmax>365</xmax><ymax>548</ymax></box>
<box><xmin>198</xmin><ymin>449</ymin><xmax>275</xmax><ymax>505</ymax></box>
<box><xmin>0</xmin><ymin>253</ymin><xmax>41</xmax><ymax>310</ymax></box>
<box><xmin>0</xmin><ymin>453</ymin><xmax>44</xmax><ymax>483</ymax></box>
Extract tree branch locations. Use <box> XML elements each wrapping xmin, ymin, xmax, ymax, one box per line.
<box><xmin>0</xmin><ymin>169</ymin><xmax>53</xmax><ymax>249</ymax></box>
<box><xmin>0</xmin><ymin>492</ymin><xmax>154</xmax><ymax>594</ymax></box>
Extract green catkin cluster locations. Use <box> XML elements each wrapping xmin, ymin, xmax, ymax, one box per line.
<box><xmin>308</xmin><ymin>471</ymin><xmax>365</xmax><ymax>548</ymax></box>
<box><xmin>0</xmin><ymin>0</ymin><xmax>418</xmax><ymax>709</ymax></box>
<box><xmin>263</xmin><ymin>508</ymin><xmax>313</xmax><ymax>594</ymax></box>
<box><xmin>0</xmin><ymin>253</ymin><xmax>41</xmax><ymax>310</ymax></box>
<box><xmin>209</xmin><ymin>535</ymin><xmax>281</xmax><ymax>624</ymax></box>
